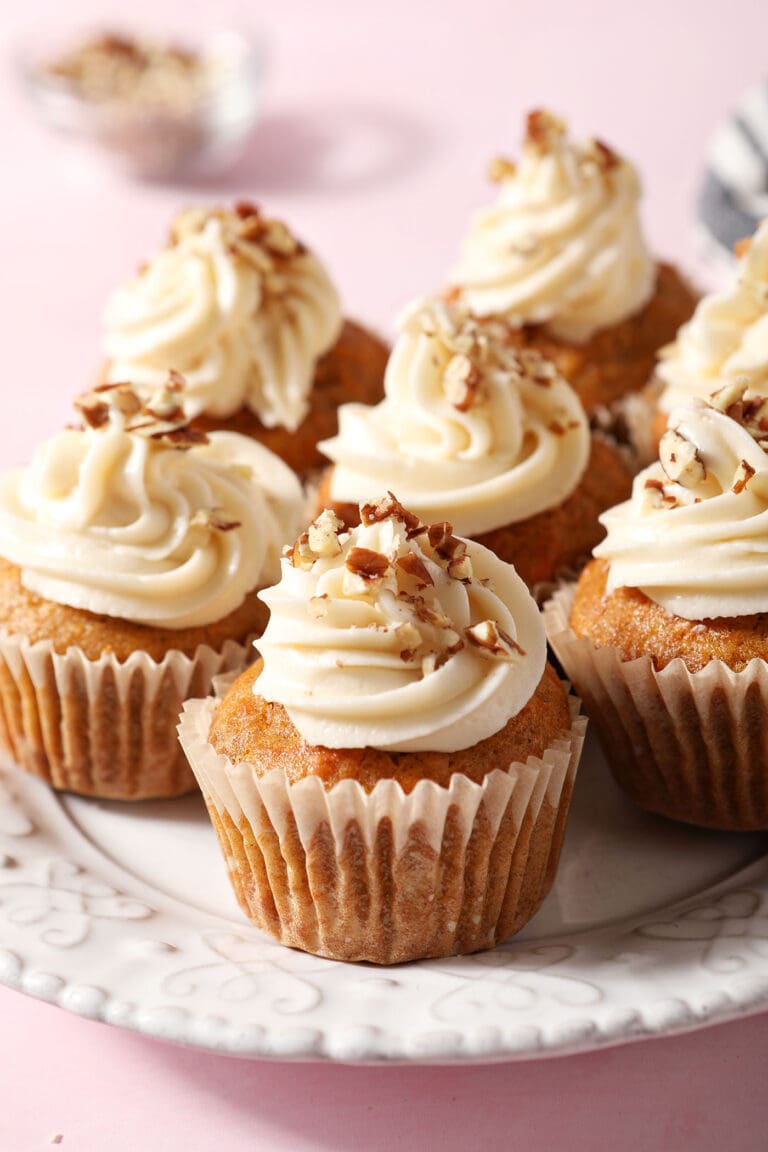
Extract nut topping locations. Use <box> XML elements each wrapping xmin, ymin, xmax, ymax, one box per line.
<box><xmin>525</xmin><ymin>109</ymin><xmax>566</xmax><ymax>152</ymax></box>
<box><xmin>465</xmin><ymin>620</ymin><xmax>525</xmax><ymax>660</ymax></box>
<box><xmin>307</xmin><ymin>509</ymin><xmax>344</xmax><ymax>557</ymax></box>
<box><xmin>191</xmin><ymin>508</ymin><xmax>241</xmax><ymax>532</ymax></box>
<box><xmin>444</xmin><ymin>353</ymin><xmax>481</xmax><ymax>411</ymax></box>
<box><xmin>733</xmin><ymin>459</ymin><xmax>756</xmax><ymax>495</ymax></box>
<box><xmin>710</xmin><ymin>379</ymin><xmax>748</xmax><ymax>414</ymax></box>
<box><xmin>395</xmin><ymin>552</ymin><xmax>434</xmax><ymax>588</ymax></box>
<box><xmin>659</xmin><ymin>428</ymin><xmax>706</xmax><ymax>487</ymax></box>
<box><xmin>360</xmin><ymin>493</ymin><xmax>420</xmax><ymax>531</ymax></box>
<box><xmin>447</xmin><ymin>554</ymin><xmax>473</xmax><ymax>582</ymax></box>
<box><xmin>488</xmin><ymin>155</ymin><xmax>517</xmax><ymax>183</ymax></box>
<box><xmin>345</xmin><ymin>547</ymin><xmax>390</xmax><ymax>582</ymax></box>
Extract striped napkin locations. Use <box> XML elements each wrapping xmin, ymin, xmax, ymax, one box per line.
<box><xmin>699</xmin><ymin>81</ymin><xmax>768</xmax><ymax>260</ymax></box>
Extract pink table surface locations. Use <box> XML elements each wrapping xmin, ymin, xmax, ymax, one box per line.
<box><xmin>2</xmin><ymin>0</ymin><xmax>768</xmax><ymax>1148</ymax></box>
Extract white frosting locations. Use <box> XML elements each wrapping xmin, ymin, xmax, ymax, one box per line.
<box><xmin>450</xmin><ymin>111</ymin><xmax>656</xmax><ymax>342</ymax></box>
<box><xmin>597</xmin><ymin>395</ymin><xmax>768</xmax><ymax>619</ymax></box>
<box><xmin>256</xmin><ymin>507</ymin><xmax>547</xmax><ymax>752</ymax></box>
<box><xmin>657</xmin><ymin>219</ymin><xmax>768</xmax><ymax>413</ymax></box>
<box><xmin>0</xmin><ymin>388</ymin><xmax>304</xmax><ymax>628</ymax></box>
<box><xmin>320</xmin><ymin>299</ymin><xmax>590</xmax><ymax>536</ymax></box>
<box><xmin>103</xmin><ymin>206</ymin><xmax>343</xmax><ymax>432</ymax></box>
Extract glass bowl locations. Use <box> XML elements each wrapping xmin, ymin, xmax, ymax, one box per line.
<box><xmin>16</xmin><ymin>23</ymin><xmax>267</xmax><ymax>180</ymax></box>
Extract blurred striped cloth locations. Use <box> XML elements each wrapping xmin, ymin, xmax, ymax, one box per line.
<box><xmin>699</xmin><ymin>81</ymin><xmax>768</xmax><ymax>258</ymax></box>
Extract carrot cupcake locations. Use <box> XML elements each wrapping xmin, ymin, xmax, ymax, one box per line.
<box><xmin>179</xmin><ymin>496</ymin><xmax>585</xmax><ymax>963</ymax></box>
<box><xmin>650</xmin><ymin>218</ymin><xmax>768</xmax><ymax>444</ymax></box>
<box><xmin>102</xmin><ymin>202</ymin><xmax>388</xmax><ymax>477</ymax></box>
<box><xmin>0</xmin><ymin>378</ymin><xmax>303</xmax><ymax>800</ymax></box>
<box><xmin>317</xmin><ymin>298</ymin><xmax>632</xmax><ymax>591</ymax></box>
<box><xmin>545</xmin><ymin>382</ymin><xmax>768</xmax><ymax>830</ymax></box>
<box><xmin>448</xmin><ymin>110</ymin><xmax>697</xmax><ymax>422</ymax></box>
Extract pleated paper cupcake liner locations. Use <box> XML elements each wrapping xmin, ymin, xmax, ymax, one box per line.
<box><xmin>178</xmin><ymin>695</ymin><xmax>586</xmax><ymax>964</ymax></box>
<box><xmin>544</xmin><ymin>585</ymin><xmax>768</xmax><ymax>830</ymax></box>
<box><xmin>0</xmin><ymin>632</ymin><xmax>251</xmax><ymax>800</ymax></box>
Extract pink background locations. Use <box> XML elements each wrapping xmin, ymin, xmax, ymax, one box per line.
<box><xmin>2</xmin><ymin>0</ymin><xmax>768</xmax><ymax>1148</ymax></box>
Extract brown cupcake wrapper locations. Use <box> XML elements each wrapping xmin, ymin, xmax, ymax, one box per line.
<box><xmin>178</xmin><ymin>696</ymin><xmax>586</xmax><ymax>963</ymax></box>
<box><xmin>544</xmin><ymin>585</ymin><xmax>768</xmax><ymax>831</ymax></box>
<box><xmin>0</xmin><ymin>632</ymin><xmax>251</xmax><ymax>800</ymax></box>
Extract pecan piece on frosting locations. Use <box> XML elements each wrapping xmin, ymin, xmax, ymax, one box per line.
<box><xmin>733</xmin><ymin>459</ymin><xmax>756</xmax><ymax>495</ymax></box>
<box><xmin>307</xmin><ymin>509</ymin><xmax>344</xmax><ymax>558</ymax></box>
<box><xmin>395</xmin><ymin>552</ymin><xmax>434</xmax><ymax>588</ymax></box>
<box><xmin>444</xmin><ymin>353</ymin><xmax>482</xmax><ymax>411</ymax></box>
<box><xmin>345</xmin><ymin>547</ymin><xmax>390</xmax><ymax>582</ymax></box>
<box><xmin>488</xmin><ymin>155</ymin><xmax>517</xmax><ymax>183</ymax></box>
<box><xmin>710</xmin><ymin>379</ymin><xmax>748</xmax><ymax>415</ymax></box>
<box><xmin>465</xmin><ymin>620</ymin><xmax>525</xmax><ymax>660</ymax></box>
<box><xmin>360</xmin><ymin>492</ymin><xmax>420</xmax><ymax>531</ymax></box>
<box><xmin>659</xmin><ymin>428</ymin><xmax>706</xmax><ymax>487</ymax></box>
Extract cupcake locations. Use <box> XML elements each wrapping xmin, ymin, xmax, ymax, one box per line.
<box><xmin>0</xmin><ymin>378</ymin><xmax>303</xmax><ymax>800</ymax></box>
<box><xmin>545</xmin><ymin>382</ymin><xmax>768</xmax><ymax>830</ymax></box>
<box><xmin>317</xmin><ymin>298</ymin><xmax>632</xmax><ymax>592</ymax></box>
<box><xmin>179</xmin><ymin>496</ymin><xmax>585</xmax><ymax>963</ymax></box>
<box><xmin>448</xmin><ymin>110</ymin><xmax>698</xmax><ymax>423</ymax></box>
<box><xmin>102</xmin><ymin>202</ymin><xmax>388</xmax><ymax>477</ymax></box>
<box><xmin>650</xmin><ymin>219</ymin><xmax>768</xmax><ymax>446</ymax></box>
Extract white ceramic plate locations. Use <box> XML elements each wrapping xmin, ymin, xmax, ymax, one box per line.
<box><xmin>1</xmin><ymin>735</ymin><xmax>767</xmax><ymax>1063</ymax></box>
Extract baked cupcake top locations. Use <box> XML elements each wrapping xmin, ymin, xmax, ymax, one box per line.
<box><xmin>319</xmin><ymin>299</ymin><xmax>590</xmax><ymax>535</ymax></box>
<box><xmin>595</xmin><ymin>381</ymin><xmax>768</xmax><ymax>619</ymax></box>
<box><xmin>103</xmin><ymin>202</ymin><xmax>343</xmax><ymax>431</ymax></box>
<box><xmin>256</xmin><ymin>494</ymin><xmax>546</xmax><ymax>752</ymax></box>
<box><xmin>656</xmin><ymin>220</ymin><xmax>768</xmax><ymax>414</ymax></box>
<box><xmin>0</xmin><ymin>379</ymin><xmax>303</xmax><ymax>628</ymax></box>
<box><xmin>449</xmin><ymin>110</ymin><xmax>655</xmax><ymax>342</ymax></box>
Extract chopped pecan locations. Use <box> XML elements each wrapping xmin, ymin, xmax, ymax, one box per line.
<box><xmin>465</xmin><ymin>620</ymin><xmax>525</xmax><ymax>660</ymax></box>
<box><xmin>592</xmin><ymin>138</ymin><xmax>620</xmax><ymax>170</ymax></box>
<box><xmin>710</xmin><ymin>379</ymin><xmax>748</xmax><ymax>415</ymax></box>
<box><xmin>426</xmin><ymin>521</ymin><xmax>455</xmax><ymax>551</ymax></box>
<box><xmin>345</xmin><ymin>547</ymin><xmax>390</xmax><ymax>582</ymax></box>
<box><xmin>76</xmin><ymin>395</ymin><xmax>110</xmax><ymax>429</ymax></box>
<box><xmin>444</xmin><ymin>353</ymin><xmax>481</xmax><ymax>411</ymax></box>
<box><xmin>307</xmin><ymin>509</ymin><xmax>344</xmax><ymax>557</ymax></box>
<box><xmin>191</xmin><ymin>508</ymin><xmax>240</xmax><ymax>532</ymax></box>
<box><xmin>360</xmin><ymin>492</ymin><xmax>421</xmax><ymax>531</ymax></box>
<box><xmin>234</xmin><ymin>200</ymin><xmax>260</xmax><ymax>220</ymax></box>
<box><xmin>733</xmin><ymin>459</ymin><xmax>756</xmax><ymax>495</ymax></box>
<box><xmin>396</xmin><ymin>552</ymin><xmax>434</xmax><ymax>587</ymax></box>
<box><xmin>488</xmin><ymin>155</ymin><xmax>517</xmax><ymax>183</ymax></box>
<box><xmin>447</xmin><ymin>554</ymin><xmax>473</xmax><ymax>582</ymax></box>
<box><xmin>659</xmin><ymin>428</ymin><xmax>706</xmax><ymax>487</ymax></box>
<box><xmin>288</xmin><ymin>531</ymin><xmax>316</xmax><ymax>570</ymax></box>
<box><xmin>525</xmin><ymin>109</ymin><xmax>565</xmax><ymax>151</ymax></box>
<box><xmin>151</xmin><ymin>426</ymin><xmax>209</xmax><ymax>448</ymax></box>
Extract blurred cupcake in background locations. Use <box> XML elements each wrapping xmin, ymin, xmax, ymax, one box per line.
<box><xmin>448</xmin><ymin>110</ymin><xmax>698</xmax><ymax>429</ymax></box>
<box><xmin>649</xmin><ymin>219</ymin><xmax>768</xmax><ymax>446</ymax></box>
<box><xmin>102</xmin><ymin>202</ymin><xmax>388</xmax><ymax>478</ymax></box>
<box><xmin>318</xmin><ymin>298</ymin><xmax>631</xmax><ymax>592</ymax></box>
<box><xmin>0</xmin><ymin>377</ymin><xmax>303</xmax><ymax>800</ymax></box>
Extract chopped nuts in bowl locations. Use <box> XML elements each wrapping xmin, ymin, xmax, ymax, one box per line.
<box><xmin>16</xmin><ymin>23</ymin><xmax>267</xmax><ymax>179</ymax></box>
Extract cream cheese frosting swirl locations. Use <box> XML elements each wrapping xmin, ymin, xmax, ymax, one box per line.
<box><xmin>103</xmin><ymin>203</ymin><xmax>343</xmax><ymax>431</ymax></box>
<box><xmin>256</xmin><ymin>496</ymin><xmax>546</xmax><ymax>751</ymax></box>
<box><xmin>657</xmin><ymin>220</ymin><xmax>768</xmax><ymax>414</ymax></box>
<box><xmin>449</xmin><ymin>111</ymin><xmax>656</xmax><ymax>342</ymax></box>
<box><xmin>0</xmin><ymin>381</ymin><xmax>304</xmax><ymax>629</ymax></box>
<box><xmin>596</xmin><ymin>384</ymin><xmax>768</xmax><ymax>619</ymax></box>
<box><xmin>320</xmin><ymin>299</ymin><xmax>590</xmax><ymax>536</ymax></box>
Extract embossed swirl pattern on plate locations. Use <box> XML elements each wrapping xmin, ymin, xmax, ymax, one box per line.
<box><xmin>1</xmin><ymin>755</ymin><xmax>768</xmax><ymax>1062</ymax></box>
